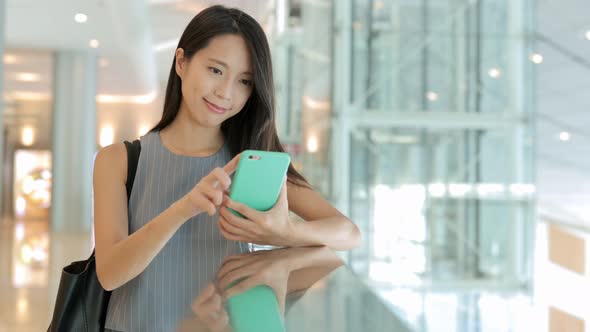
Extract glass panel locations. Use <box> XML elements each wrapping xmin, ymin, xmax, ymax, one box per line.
<box><xmin>349</xmin><ymin>127</ymin><xmax>534</xmax><ymax>284</ymax></box>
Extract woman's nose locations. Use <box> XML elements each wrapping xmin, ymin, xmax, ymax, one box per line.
<box><xmin>214</xmin><ymin>81</ymin><xmax>232</xmax><ymax>101</ymax></box>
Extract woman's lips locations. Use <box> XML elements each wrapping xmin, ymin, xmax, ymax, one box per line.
<box><xmin>204</xmin><ymin>99</ymin><xmax>228</xmax><ymax>114</ymax></box>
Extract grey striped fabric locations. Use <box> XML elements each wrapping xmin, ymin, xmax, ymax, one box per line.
<box><xmin>105</xmin><ymin>131</ymin><xmax>249</xmax><ymax>331</ymax></box>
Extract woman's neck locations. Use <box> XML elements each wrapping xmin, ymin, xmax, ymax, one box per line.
<box><xmin>159</xmin><ymin>109</ymin><xmax>224</xmax><ymax>157</ymax></box>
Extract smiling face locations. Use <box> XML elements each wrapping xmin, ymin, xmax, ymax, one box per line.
<box><xmin>175</xmin><ymin>34</ymin><xmax>254</xmax><ymax>128</ymax></box>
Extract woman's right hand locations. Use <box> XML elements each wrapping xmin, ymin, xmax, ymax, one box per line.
<box><xmin>174</xmin><ymin>154</ymin><xmax>240</xmax><ymax>220</ymax></box>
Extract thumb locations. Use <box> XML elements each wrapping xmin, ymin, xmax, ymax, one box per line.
<box><xmin>277</xmin><ymin>288</ymin><xmax>287</xmax><ymax>317</ymax></box>
<box><xmin>276</xmin><ymin>177</ymin><xmax>288</xmax><ymax>206</ymax></box>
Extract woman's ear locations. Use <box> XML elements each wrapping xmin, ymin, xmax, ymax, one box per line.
<box><xmin>175</xmin><ymin>48</ymin><xmax>186</xmax><ymax>80</ymax></box>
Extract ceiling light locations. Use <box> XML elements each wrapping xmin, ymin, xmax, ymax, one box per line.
<box><xmin>306</xmin><ymin>134</ymin><xmax>319</xmax><ymax>153</ymax></box>
<box><xmin>426</xmin><ymin>91</ymin><xmax>438</xmax><ymax>101</ymax></box>
<box><xmin>15</xmin><ymin>197</ymin><xmax>26</xmax><ymax>217</ymax></box>
<box><xmin>303</xmin><ymin>96</ymin><xmax>330</xmax><ymax>111</ymax></box>
<box><xmin>5</xmin><ymin>91</ymin><xmax>51</xmax><ymax>100</ymax></box>
<box><xmin>488</xmin><ymin>68</ymin><xmax>501</xmax><ymax>78</ymax></box>
<box><xmin>89</xmin><ymin>39</ymin><xmax>100</xmax><ymax>49</ymax></box>
<box><xmin>15</xmin><ymin>72</ymin><xmax>41</xmax><ymax>82</ymax></box>
<box><xmin>74</xmin><ymin>13</ymin><xmax>88</xmax><ymax>23</ymax></box>
<box><xmin>585</xmin><ymin>30</ymin><xmax>590</xmax><ymax>40</ymax></box>
<box><xmin>530</xmin><ymin>53</ymin><xmax>543</xmax><ymax>64</ymax></box>
<box><xmin>3</xmin><ymin>54</ymin><xmax>19</xmax><ymax>65</ymax></box>
<box><xmin>21</xmin><ymin>127</ymin><xmax>35</xmax><ymax>146</ymax></box>
<box><xmin>390</xmin><ymin>135</ymin><xmax>418</xmax><ymax>144</ymax></box>
<box><xmin>153</xmin><ymin>39</ymin><xmax>180</xmax><ymax>53</ymax></box>
<box><xmin>96</xmin><ymin>90</ymin><xmax>158</xmax><ymax>104</ymax></box>
<box><xmin>559</xmin><ymin>131</ymin><xmax>571</xmax><ymax>141</ymax></box>
<box><xmin>138</xmin><ymin>125</ymin><xmax>150</xmax><ymax>137</ymax></box>
<box><xmin>99</xmin><ymin>127</ymin><xmax>114</xmax><ymax>147</ymax></box>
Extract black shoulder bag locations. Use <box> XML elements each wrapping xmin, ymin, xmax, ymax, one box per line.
<box><xmin>48</xmin><ymin>139</ymin><xmax>141</xmax><ymax>331</ymax></box>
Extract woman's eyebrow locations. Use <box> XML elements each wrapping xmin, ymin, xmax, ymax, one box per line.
<box><xmin>208</xmin><ymin>58</ymin><xmax>253</xmax><ymax>75</ymax></box>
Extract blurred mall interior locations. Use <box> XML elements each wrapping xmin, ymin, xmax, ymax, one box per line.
<box><xmin>0</xmin><ymin>0</ymin><xmax>589</xmax><ymax>331</ymax></box>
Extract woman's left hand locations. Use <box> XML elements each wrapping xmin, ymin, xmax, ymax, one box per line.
<box><xmin>217</xmin><ymin>180</ymin><xmax>293</xmax><ymax>246</ymax></box>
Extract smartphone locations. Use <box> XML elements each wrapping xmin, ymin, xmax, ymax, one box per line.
<box><xmin>225</xmin><ymin>281</ymin><xmax>284</xmax><ymax>332</ymax></box>
<box><xmin>225</xmin><ymin>150</ymin><xmax>289</xmax><ymax>332</ymax></box>
<box><xmin>228</xmin><ymin>150</ymin><xmax>291</xmax><ymax>216</ymax></box>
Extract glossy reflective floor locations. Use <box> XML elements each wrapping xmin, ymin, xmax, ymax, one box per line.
<box><xmin>0</xmin><ymin>218</ymin><xmax>583</xmax><ymax>332</ymax></box>
<box><xmin>0</xmin><ymin>219</ymin><xmax>93</xmax><ymax>331</ymax></box>
<box><xmin>0</xmin><ymin>218</ymin><xmax>405</xmax><ymax>332</ymax></box>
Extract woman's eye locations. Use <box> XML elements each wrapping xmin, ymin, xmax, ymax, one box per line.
<box><xmin>208</xmin><ymin>67</ymin><xmax>222</xmax><ymax>75</ymax></box>
<box><xmin>241</xmin><ymin>79</ymin><xmax>253</xmax><ymax>87</ymax></box>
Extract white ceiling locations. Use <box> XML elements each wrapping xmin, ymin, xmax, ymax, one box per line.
<box><xmin>536</xmin><ymin>0</ymin><xmax>590</xmax><ymax>224</ymax></box>
<box><xmin>5</xmin><ymin>0</ymin><xmax>157</xmax><ymax>96</ymax></box>
<box><xmin>3</xmin><ymin>0</ymin><xmax>271</xmax><ymax>97</ymax></box>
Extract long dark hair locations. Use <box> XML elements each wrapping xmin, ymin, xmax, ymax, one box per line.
<box><xmin>151</xmin><ymin>5</ymin><xmax>309</xmax><ymax>187</ymax></box>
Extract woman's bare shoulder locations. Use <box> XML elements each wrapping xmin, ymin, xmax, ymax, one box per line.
<box><xmin>94</xmin><ymin>142</ymin><xmax>127</xmax><ymax>184</ymax></box>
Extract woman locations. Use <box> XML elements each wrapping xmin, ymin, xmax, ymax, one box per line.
<box><xmin>93</xmin><ymin>5</ymin><xmax>360</xmax><ymax>331</ymax></box>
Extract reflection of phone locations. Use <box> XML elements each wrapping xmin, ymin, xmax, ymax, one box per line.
<box><xmin>225</xmin><ymin>281</ymin><xmax>284</xmax><ymax>332</ymax></box>
<box><xmin>225</xmin><ymin>150</ymin><xmax>289</xmax><ymax>332</ymax></box>
<box><xmin>229</xmin><ymin>150</ymin><xmax>290</xmax><ymax>217</ymax></box>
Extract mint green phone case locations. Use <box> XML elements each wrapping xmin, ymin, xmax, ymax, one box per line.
<box><xmin>225</xmin><ymin>282</ymin><xmax>284</xmax><ymax>332</ymax></box>
<box><xmin>229</xmin><ymin>150</ymin><xmax>291</xmax><ymax>216</ymax></box>
<box><xmin>226</xmin><ymin>150</ymin><xmax>289</xmax><ymax>332</ymax></box>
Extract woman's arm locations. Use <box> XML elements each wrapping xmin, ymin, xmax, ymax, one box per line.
<box><xmin>217</xmin><ymin>181</ymin><xmax>361</xmax><ymax>251</ymax></box>
<box><xmin>93</xmin><ymin>145</ymin><xmax>238</xmax><ymax>291</ymax></box>
<box><xmin>93</xmin><ymin>143</ymin><xmax>190</xmax><ymax>291</ymax></box>
<box><xmin>282</xmin><ymin>246</ymin><xmax>345</xmax><ymax>293</ymax></box>
<box><xmin>286</xmin><ymin>183</ymin><xmax>361</xmax><ymax>251</ymax></box>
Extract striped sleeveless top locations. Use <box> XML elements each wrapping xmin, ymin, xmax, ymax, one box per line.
<box><xmin>105</xmin><ymin>131</ymin><xmax>249</xmax><ymax>331</ymax></box>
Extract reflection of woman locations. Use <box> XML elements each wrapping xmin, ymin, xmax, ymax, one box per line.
<box><xmin>185</xmin><ymin>247</ymin><xmax>344</xmax><ymax>332</ymax></box>
<box><xmin>92</xmin><ymin>5</ymin><xmax>360</xmax><ymax>331</ymax></box>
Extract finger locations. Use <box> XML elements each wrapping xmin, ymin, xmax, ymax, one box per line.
<box><xmin>197</xmin><ymin>294</ymin><xmax>225</xmax><ymax>331</ymax></box>
<box><xmin>281</xmin><ymin>177</ymin><xmax>288</xmax><ymax>197</ymax></box>
<box><xmin>217</xmin><ymin>257</ymin><xmax>256</xmax><ymax>284</ymax></box>
<box><xmin>217</xmin><ymin>216</ymin><xmax>245</xmax><ymax>242</ymax></box>
<box><xmin>192</xmin><ymin>287</ymin><xmax>221</xmax><ymax>320</ymax></box>
<box><xmin>222</xmin><ymin>197</ymin><xmax>260</xmax><ymax>220</ymax></box>
<box><xmin>223</xmin><ymin>154</ymin><xmax>241</xmax><ymax>175</ymax></box>
<box><xmin>197</xmin><ymin>291</ymin><xmax>223</xmax><ymax>317</ymax></box>
<box><xmin>276</xmin><ymin>178</ymin><xmax>288</xmax><ymax>206</ymax></box>
<box><xmin>219</xmin><ymin>208</ymin><xmax>257</xmax><ymax>235</ymax></box>
<box><xmin>200</xmin><ymin>183</ymin><xmax>224</xmax><ymax>207</ymax></box>
<box><xmin>191</xmin><ymin>192</ymin><xmax>217</xmax><ymax>216</ymax></box>
<box><xmin>208</xmin><ymin>309</ymin><xmax>230</xmax><ymax>332</ymax></box>
<box><xmin>218</xmin><ymin>265</ymin><xmax>259</xmax><ymax>291</ymax></box>
<box><xmin>193</xmin><ymin>283</ymin><xmax>216</xmax><ymax>309</ymax></box>
<box><xmin>223</xmin><ymin>277</ymin><xmax>262</xmax><ymax>299</ymax></box>
<box><xmin>218</xmin><ymin>215</ymin><xmax>258</xmax><ymax>244</ymax></box>
<box><xmin>217</xmin><ymin>256</ymin><xmax>255</xmax><ymax>280</ymax></box>
<box><xmin>204</xmin><ymin>292</ymin><xmax>223</xmax><ymax>313</ymax></box>
<box><xmin>220</xmin><ymin>251</ymin><xmax>252</xmax><ymax>265</ymax></box>
<box><xmin>210</xmin><ymin>167</ymin><xmax>232</xmax><ymax>190</ymax></box>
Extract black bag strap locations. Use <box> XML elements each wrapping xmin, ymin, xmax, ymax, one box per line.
<box><xmin>123</xmin><ymin>139</ymin><xmax>142</xmax><ymax>200</ymax></box>
<box><xmin>90</xmin><ymin>139</ymin><xmax>141</xmax><ymax>259</ymax></box>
